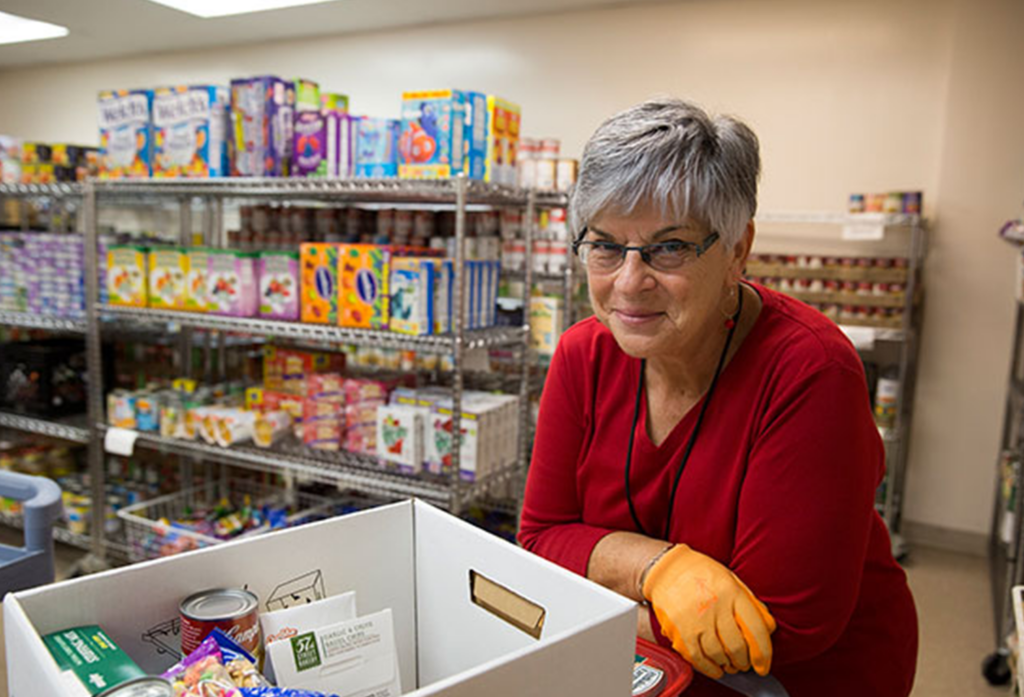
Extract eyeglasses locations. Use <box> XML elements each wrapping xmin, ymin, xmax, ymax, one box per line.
<box><xmin>572</xmin><ymin>230</ymin><xmax>720</xmax><ymax>273</ymax></box>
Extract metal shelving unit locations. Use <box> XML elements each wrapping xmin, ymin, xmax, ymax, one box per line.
<box><xmin>751</xmin><ymin>211</ymin><xmax>927</xmax><ymax>560</ymax></box>
<box><xmin>0</xmin><ymin>412</ymin><xmax>90</xmax><ymax>444</ymax></box>
<box><xmin>0</xmin><ymin>311</ymin><xmax>86</xmax><ymax>334</ymax></box>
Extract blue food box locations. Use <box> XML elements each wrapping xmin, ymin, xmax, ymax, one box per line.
<box><xmin>389</xmin><ymin>256</ymin><xmax>436</xmax><ymax>335</ymax></box>
<box><xmin>152</xmin><ymin>85</ymin><xmax>229</xmax><ymax>178</ymax></box>
<box><xmin>398</xmin><ymin>90</ymin><xmax>466</xmax><ymax>179</ymax></box>
<box><xmin>463</xmin><ymin>91</ymin><xmax>489</xmax><ymax>181</ymax></box>
<box><xmin>97</xmin><ymin>89</ymin><xmax>153</xmax><ymax>179</ymax></box>
<box><xmin>229</xmin><ymin>76</ymin><xmax>295</xmax><ymax>177</ymax></box>
<box><xmin>355</xmin><ymin>118</ymin><xmax>400</xmax><ymax>178</ymax></box>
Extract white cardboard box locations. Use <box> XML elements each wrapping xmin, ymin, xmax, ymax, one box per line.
<box><xmin>5</xmin><ymin>500</ymin><xmax>635</xmax><ymax>697</ymax></box>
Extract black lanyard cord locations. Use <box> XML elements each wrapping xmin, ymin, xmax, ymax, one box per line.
<box><xmin>625</xmin><ymin>286</ymin><xmax>744</xmax><ymax>539</ymax></box>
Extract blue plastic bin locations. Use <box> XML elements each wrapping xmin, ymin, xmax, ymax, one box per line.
<box><xmin>0</xmin><ymin>471</ymin><xmax>63</xmax><ymax>596</ymax></box>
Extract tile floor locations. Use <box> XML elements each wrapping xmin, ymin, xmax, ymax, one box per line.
<box><xmin>0</xmin><ymin>536</ymin><xmax>1014</xmax><ymax>696</ymax></box>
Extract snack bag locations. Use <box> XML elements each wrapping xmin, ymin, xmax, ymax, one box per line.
<box><xmin>161</xmin><ymin>635</ymin><xmax>242</xmax><ymax>697</ymax></box>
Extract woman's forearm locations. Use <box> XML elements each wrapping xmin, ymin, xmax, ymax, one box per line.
<box><xmin>587</xmin><ymin>530</ymin><xmax>673</xmax><ymax>602</ymax></box>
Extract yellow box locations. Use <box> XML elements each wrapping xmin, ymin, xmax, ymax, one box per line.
<box><xmin>529</xmin><ymin>296</ymin><xmax>564</xmax><ymax>357</ymax></box>
<box><xmin>107</xmin><ymin>245</ymin><xmax>148</xmax><ymax>307</ymax></box>
<box><xmin>185</xmin><ymin>248</ymin><xmax>209</xmax><ymax>312</ymax></box>
<box><xmin>148</xmin><ymin>246</ymin><xmax>188</xmax><ymax>310</ymax></box>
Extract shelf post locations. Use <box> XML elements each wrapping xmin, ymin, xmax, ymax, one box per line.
<box><xmin>83</xmin><ymin>181</ymin><xmax>108</xmax><ymax>564</ymax></box>
<box><xmin>450</xmin><ymin>175</ymin><xmax>467</xmax><ymax>513</ymax></box>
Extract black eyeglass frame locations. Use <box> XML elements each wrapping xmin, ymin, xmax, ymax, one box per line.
<box><xmin>571</xmin><ymin>229</ymin><xmax>721</xmax><ymax>270</ymax></box>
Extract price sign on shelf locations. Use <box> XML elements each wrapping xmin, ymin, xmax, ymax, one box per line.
<box><xmin>842</xmin><ymin>222</ymin><xmax>885</xmax><ymax>241</ymax></box>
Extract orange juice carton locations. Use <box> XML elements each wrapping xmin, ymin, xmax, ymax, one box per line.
<box><xmin>398</xmin><ymin>90</ymin><xmax>466</xmax><ymax>179</ymax></box>
<box><xmin>147</xmin><ymin>246</ymin><xmax>188</xmax><ymax>309</ymax></box>
<box><xmin>152</xmin><ymin>85</ymin><xmax>229</xmax><ymax>178</ymax></box>
<box><xmin>338</xmin><ymin>244</ymin><xmax>390</xmax><ymax>329</ymax></box>
<box><xmin>106</xmin><ymin>245</ymin><xmax>148</xmax><ymax>307</ymax></box>
<box><xmin>300</xmin><ymin>243</ymin><xmax>339</xmax><ymax>324</ymax></box>
<box><xmin>98</xmin><ymin>89</ymin><xmax>153</xmax><ymax>179</ymax></box>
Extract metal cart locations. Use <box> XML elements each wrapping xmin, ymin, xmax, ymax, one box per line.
<box><xmin>0</xmin><ymin>470</ymin><xmax>62</xmax><ymax>595</ymax></box>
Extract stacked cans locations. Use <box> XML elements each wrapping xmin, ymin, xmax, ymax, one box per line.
<box><xmin>0</xmin><ymin>232</ymin><xmax>85</xmax><ymax>318</ymax></box>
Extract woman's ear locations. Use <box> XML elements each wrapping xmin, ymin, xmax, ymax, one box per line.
<box><xmin>731</xmin><ymin>220</ymin><xmax>756</xmax><ymax>282</ymax></box>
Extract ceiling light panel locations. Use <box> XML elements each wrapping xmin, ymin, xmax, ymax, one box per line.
<box><xmin>145</xmin><ymin>0</ymin><xmax>342</xmax><ymax>18</ymax></box>
<box><xmin>0</xmin><ymin>11</ymin><xmax>69</xmax><ymax>46</ymax></box>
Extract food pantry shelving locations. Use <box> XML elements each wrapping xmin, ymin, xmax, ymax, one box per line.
<box><xmin>0</xmin><ymin>178</ymin><xmax>571</xmax><ymax>567</ymax></box>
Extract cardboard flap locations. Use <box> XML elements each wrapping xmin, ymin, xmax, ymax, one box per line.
<box><xmin>469</xmin><ymin>570</ymin><xmax>545</xmax><ymax>640</ymax></box>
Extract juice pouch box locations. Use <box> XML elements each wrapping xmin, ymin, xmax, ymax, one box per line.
<box><xmin>485</xmin><ymin>96</ymin><xmax>521</xmax><ymax>186</ymax></box>
<box><xmin>259</xmin><ymin>250</ymin><xmax>300</xmax><ymax>320</ymax></box>
<box><xmin>355</xmin><ymin>118</ymin><xmax>400</xmax><ymax>178</ymax></box>
<box><xmin>207</xmin><ymin>250</ymin><xmax>259</xmax><ymax>316</ymax></box>
<box><xmin>293</xmin><ymin>111</ymin><xmax>328</xmax><ymax>177</ymax></box>
<box><xmin>152</xmin><ymin>85</ymin><xmax>229</xmax><ymax>178</ymax></box>
<box><xmin>389</xmin><ymin>257</ymin><xmax>435</xmax><ymax>335</ymax></box>
<box><xmin>398</xmin><ymin>90</ymin><xmax>466</xmax><ymax>179</ymax></box>
<box><xmin>300</xmin><ymin>243</ymin><xmax>339</xmax><ymax>324</ymax></box>
<box><xmin>463</xmin><ymin>91</ymin><xmax>489</xmax><ymax>180</ymax></box>
<box><xmin>147</xmin><ymin>246</ymin><xmax>188</xmax><ymax>309</ymax></box>
<box><xmin>185</xmin><ymin>248</ymin><xmax>209</xmax><ymax>312</ymax></box>
<box><xmin>106</xmin><ymin>245</ymin><xmax>148</xmax><ymax>307</ymax></box>
<box><xmin>229</xmin><ymin>76</ymin><xmax>294</xmax><ymax>177</ymax></box>
<box><xmin>339</xmin><ymin>244</ymin><xmax>390</xmax><ymax>329</ymax></box>
<box><xmin>97</xmin><ymin>89</ymin><xmax>153</xmax><ymax>179</ymax></box>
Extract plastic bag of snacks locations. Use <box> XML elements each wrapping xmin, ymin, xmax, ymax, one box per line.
<box><xmin>163</xmin><ymin>630</ymin><xmax>271</xmax><ymax>696</ymax></box>
<box><xmin>240</xmin><ymin>690</ymin><xmax>341</xmax><ymax>697</ymax></box>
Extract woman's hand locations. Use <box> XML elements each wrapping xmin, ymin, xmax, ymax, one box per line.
<box><xmin>642</xmin><ymin>544</ymin><xmax>777</xmax><ymax>679</ymax></box>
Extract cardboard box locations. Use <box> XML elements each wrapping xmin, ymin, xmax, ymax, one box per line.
<box><xmin>399</xmin><ymin>90</ymin><xmax>466</xmax><ymax>179</ymax></box>
<box><xmin>152</xmin><ymin>85</ymin><xmax>229</xmax><ymax>178</ymax></box>
<box><xmin>106</xmin><ymin>245</ymin><xmax>148</xmax><ymax>307</ymax></box>
<box><xmin>229</xmin><ymin>76</ymin><xmax>294</xmax><ymax>177</ymax></box>
<box><xmin>5</xmin><ymin>500</ymin><xmax>634</xmax><ymax>697</ymax></box>
<box><xmin>300</xmin><ymin>243</ymin><xmax>339</xmax><ymax>324</ymax></box>
<box><xmin>339</xmin><ymin>244</ymin><xmax>390</xmax><ymax>329</ymax></box>
<box><xmin>389</xmin><ymin>257</ymin><xmax>435</xmax><ymax>335</ymax></box>
<box><xmin>147</xmin><ymin>246</ymin><xmax>188</xmax><ymax>310</ymax></box>
<box><xmin>355</xmin><ymin>118</ymin><xmax>401</xmax><ymax>178</ymax></box>
<box><xmin>485</xmin><ymin>96</ymin><xmax>521</xmax><ymax>186</ymax></box>
<box><xmin>97</xmin><ymin>89</ymin><xmax>153</xmax><ymax>179</ymax></box>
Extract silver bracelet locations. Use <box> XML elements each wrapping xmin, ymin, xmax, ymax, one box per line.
<box><xmin>636</xmin><ymin>543</ymin><xmax>676</xmax><ymax>606</ymax></box>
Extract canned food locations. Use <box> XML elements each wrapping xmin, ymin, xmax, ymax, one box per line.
<box><xmin>180</xmin><ymin>588</ymin><xmax>261</xmax><ymax>666</ymax></box>
<box><xmin>98</xmin><ymin>677</ymin><xmax>174</xmax><ymax>697</ymax></box>
<box><xmin>865</xmin><ymin>194</ymin><xmax>886</xmax><ymax>213</ymax></box>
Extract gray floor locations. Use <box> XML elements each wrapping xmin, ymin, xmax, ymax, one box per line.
<box><xmin>0</xmin><ymin>536</ymin><xmax>1014</xmax><ymax>696</ymax></box>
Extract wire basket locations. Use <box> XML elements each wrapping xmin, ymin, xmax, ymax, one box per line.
<box><xmin>117</xmin><ymin>478</ymin><xmax>336</xmax><ymax>563</ymax></box>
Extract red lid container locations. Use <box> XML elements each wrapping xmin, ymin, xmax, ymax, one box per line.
<box><xmin>634</xmin><ymin>638</ymin><xmax>694</xmax><ymax>696</ymax></box>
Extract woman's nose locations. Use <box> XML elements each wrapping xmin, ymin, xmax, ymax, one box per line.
<box><xmin>613</xmin><ymin>249</ymin><xmax>656</xmax><ymax>292</ymax></box>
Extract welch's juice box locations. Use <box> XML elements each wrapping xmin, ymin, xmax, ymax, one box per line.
<box><xmin>152</xmin><ymin>85</ymin><xmax>229</xmax><ymax>178</ymax></box>
<box><xmin>98</xmin><ymin>89</ymin><xmax>153</xmax><ymax>179</ymax></box>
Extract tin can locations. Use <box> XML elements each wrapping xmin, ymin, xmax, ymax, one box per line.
<box><xmin>865</xmin><ymin>194</ymin><xmax>885</xmax><ymax>213</ymax></box>
<box><xmin>98</xmin><ymin>677</ymin><xmax>175</xmax><ymax>697</ymax></box>
<box><xmin>848</xmin><ymin>193</ymin><xmax>865</xmax><ymax>214</ymax></box>
<box><xmin>180</xmin><ymin>588</ymin><xmax>261</xmax><ymax>665</ymax></box>
<box><xmin>539</xmin><ymin>138</ymin><xmax>560</xmax><ymax>160</ymax></box>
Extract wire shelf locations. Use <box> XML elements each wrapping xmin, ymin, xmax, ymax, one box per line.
<box><xmin>0</xmin><ymin>183</ymin><xmax>84</xmax><ymax>198</ymax></box>
<box><xmin>0</xmin><ymin>311</ymin><xmax>87</xmax><ymax>333</ymax></box>
<box><xmin>756</xmin><ymin>211</ymin><xmax>925</xmax><ymax>228</ymax></box>
<box><xmin>0</xmin><ymin>412</ymin><xmax>91</xmax><ymax>444</ymax></box>
<box><xmin>100</xmin><ymin>305</ymin><xmax>526</xmax><ymax>352</ymax></box>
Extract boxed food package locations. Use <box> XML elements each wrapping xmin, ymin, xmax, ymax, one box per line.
<box><xmin>463</xmin><ymin>91</ymin><xmax>489</xmax><ymax>181</ymax></box>
<box><xmin>263</xmin><ymin>346</ymin><xmax>345</xmax><ymax>396</ymax></box>
<box><xmin>389</xmin><ymin>257</ymin><xmax>436</xmax><ymax>335</ymax></box>
<box><xmin>152</xmin><ymin>85</ymin><xmax>230</xmax><ymax>178</ymax></box>
<box><xmin>343</xmin><ymin>377</ymin><xmax>390</xmax><ymax>455</ymax></box>
<box><xmin>229</xmin><ymin>76</ymin><xmax>294</xmax><ymax>177</ymax></box>
<box><xmin>433</xmin><ymin>259</ymin><xmax>453</xmax><ymax>334</ymax></box>
<box><xmin>184</xmin><ymin>248</ymin><xmax>209</xmax><ymax>312</ymax></box>
<box><xmin>328</xmin><ymin>111</ymin><xmax>357</xmax><ymax>178</ymax></box>
<box><xmin>530</xmin><ymin>295</ymin><xmax>564</xmax><ymax>357</ymax></box>
<box><xmin>355</xmin><ymin>118</ymin><xmax>401</xmax><ymax>178</ymax></box>
<box><xmin>0</xmin><ymin>136</ymin><xmax>21</xmax><ymax>184</ymax></box>
<box><xmin>377</xmin><ymin>403</ymin><xmax>428</xmax><ymax>473</ymax></box>
<box><xmin>424</xmin><ymin>393</ymin><xmax>519</xmax><ymax>481</ymax></box>
<box><xmin>207</xmin><ymin>250</ymin><xmax>259</xmax><ymax>316</ymax></box>
<box><xmin>300</xmin><ymin>243</ymin><xmax>339</xmax><ymax>324</ymax></box>
<box><xmin>339</xmin><ymin>244</ymin><xmax>390</xmax><ymax>329</ymax></box>
<box><xmin>294</xmin><ymin>78</ymin><xmax>320</xmax><ymax>112</ymax></box>
<box><xmin>98</xmin><ymin>89</ymin><xmax>153</xmax><ymax>179</ymax></box>
<box><xmin>258</xmin><ymin>251</ymin><xmax>300</xmax><ymax>320</ymax></box>
<box><xmin>293</xmin><ymin>111</ymin><xmax>328</xmax><ymax>177</ymax></box>
<box><xmin>399</xmin><ymin>90</ymin><xmax>466</xmax><ymax>179</ymax></box>
<box><xmin>485</xmin><ymin>96</ymin><xmax>521</xmax><ymax>186</ymax></box>
<box><xmin>106</xmin><ymin>245</ymin><xmax>148</xmax><ymax>307</ymax></box>
<box><xmin>6</xmin><ymin>500</ymin><xmax>635</xmax><ymax>697</ymax></box>
<box><xmin>147</xmin><ymin>246</ymin><xmax>188</xmax><ymax>310</ymax></box>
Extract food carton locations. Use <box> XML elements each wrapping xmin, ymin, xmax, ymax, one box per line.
<box><xmin>184</xmin><ymin>248</ymin><xmax>209</xmax><ymax>312</ymax></box>
<box><xmin>399</xmin><ymin>90</ymin><xmax>466</xmax><ymax>179</ymax></box>
<box><xmin>147</xmin><ymin>246</ymin><xmax>188</xmax><ymax>310</ymax></box>
<box><xmin>463</xmin><ymin>91</ymin><xmax>489</xmax><ymax>180</ymax></box>
<box><xmin>389</xmin><ymin>257</ymin><xmax>435</xmax><ymax>335</ymax></box>
<box><xmin>293</xmin><ymin>111</ymin><xmax>328</xmax><ymax>177</ymax></box>
<box><xmin>355</xmin><ymin>118</ymin><xmax>401</xmax><ymax>178</ymax></box>
<box><xmin>98</xmin><ymin>89</ymin><xmax>153</xmax><ymax>179</ymax></box>
<box><xmin>377</xmin><ymin>404</ymin><xmax>427</xmax><ymax>473</ymax></box>
<box><xmin>327</xmin><ymin>112</ymin><xmax>357</xmax><ymax>178</ymax></box>
<box><xmin>229</xmin><ymin>76</ymin><xmax>294</xmax><ymax>177</ymax></box>
<box><xmin>300</xmin><ymin>243</ymin><xmax>339</xmax><ymax>324</ymax></box>
<box><xmin>207</xmin><ymin>250</ymin><xmax>259</xmax><ymax>316</ymax></box>
<box><xmin>339</xmin><ymin>244</ymin><xmax>390</xmax><ymax>329</ymax></box>
<box><xmin>258</xmin><ymin>251</ymin><xmax>300</xmax><ymax>320</ymax></box>
<box><xmin>294</xmin><ymin>78</ymin><xmax>320</xmax><ymax>112</ymax></box>
<box><xmin>152</xmin><ymin>85</ymin><xmax>230</xmax><ymax>178</ymax></box>
<box><xmin>485</xmin><ymin>96</ymin><xmax>521</xmax><ymax>186</ymax></box>
<box><xmin>106</xmin><ymin>245</ymin><xmax>148</xmax><ymax>307</ymax></box>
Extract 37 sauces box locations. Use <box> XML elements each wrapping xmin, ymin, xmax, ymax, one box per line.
<box><xmin>339</xmin><ymin>244</ymin><xmax>390</xmax><ymax>329</ymax></box>
<box><xmin>147</xmin><ymin>246</ymin><xmax>188</xmax><ymax>310</ymax></box>
<box><xmin>301</xmin><ymin>243</ymin><xmax>339</xmax><ymax>324</ymax></box>
<box><xmin>230</xmin><ymin>76</ymin><xmax>294</xmax><ymax>177</ymax></box>
<box><xmin>355</xmin><ymin>118</ymin><xmax>400</xmax><ymax>178</ymax></box>
<box><xmin>107</xmin><ymin>245</ymin><xmax>148</xmax><ymax>307</ymax></box>
<box><xmin>398</xmin><ymin>90</ymin><xmax>466</xmax><ymax>179</ymax></box>
<box><xmin>97</xmin><ymin>89</ymin><xmax>153</xmax><ymax>179</ymax></box>
<box><xmin>152</xmin><ymin>85</ymin><xmax>229</xmax><ymax>178</ymax></box>
<box><xmin>485</xmin><ymin>96</ymin><xmax>521</xmax><ymax>186</ymax></box>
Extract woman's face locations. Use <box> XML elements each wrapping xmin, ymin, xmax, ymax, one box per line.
<box><xmin>584</xmin><ymin>206</ymin><xmax>750</xmax><ymax>362</ymax></box>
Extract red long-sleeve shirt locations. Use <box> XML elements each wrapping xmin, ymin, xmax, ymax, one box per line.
<box><xmin>519</xmin><ymin>284</ymin><xmax>917</xmax><ymax>696</ymax></box>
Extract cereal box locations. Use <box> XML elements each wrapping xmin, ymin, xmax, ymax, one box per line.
<box><xmin>258</xmin><ymin>250</ymin><xmax>300</xmax><ymax>320</ymax></box>
<box><xmin>398</xmin><ymin>90</ymin><xmax>466</xmax><ymax>179</ymax></box>
<box><xmin>389</xmin><ymin>257</ymin><xmax>435</xmax><ymax>335</ymax></box>
<box><xmin>97</xmin><ymin>90</ymin><xmax>152</xmax><ymax>179</ymax></box>
<box><xmin>185</xmin><ymin>248</ymin><xmax>209</xmax><ymax>312</ymax></box>
<box><xmin>147</xmin><ymin>246</ymin><xmax>188</xmax><ymax>310</ymax></box>
<box><xmin>229</xmin><ymin>76</ymin><xmax>294</xmax><ymax>177</ymax></box>
<box><xmin>463</xmin><ymin>91</ymin><xmax>488</xmax><ymax>180</ymax></box>
<box><xmin>293</xmin><ymin>111</ymin><xmax>328</xmax><ymax>177</ymax></box>
<box><xmin>106</xmin><ymin>245</ymin><xmax>148</xmax><ymax>307</ymax></box>
<box><xmin>338</xmin><ymin>244</ymin><xmax>390</xmax><ymax>329</ymax></box>
<box><xmin>294</xmin><ymin>78</ymin><xmax>320</xmax><ymax>112</ymax></box>
<box><xmin>485</xmin><ymin>96</ymin><xmax>521</xmax><ymax>186</ymax></box>
<box><xmin>300</xmin><ymin>243</ymin><xmax>339</xmax><ymax>324</ymax></box>
<box><xmin>207</xmin><ymin>250</ymin><xmax>259</xmax><ymax>316</ymax></box>
<box><xmin>152</xmin><ymin>85</ymin><xmax>229</xmax><ymax>178</ymax></box>
<box><xmin>355</xmin><ymin>118</ymin><xmax>400</xmax><ymax>178</ymax></box>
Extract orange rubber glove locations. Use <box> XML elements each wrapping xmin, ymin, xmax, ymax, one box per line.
<box><xmin>641</xmin><ymin>544</ymin><xmax>777</xmax><ymax>679</ymax></box>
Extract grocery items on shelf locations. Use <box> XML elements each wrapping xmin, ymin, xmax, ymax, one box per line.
<box><xmin>98</xmin><ymin>89</ymin><xmax>154</xmax><ymax>179</ymax></box>
<box><xmin>517</xmin><ymin>137</ymin><xmax>578</xmax><ymax>192</ymax></box>
<box><xmin>848</xmin><ymin>190</ymin><xmax>923</xmax><ymax>215</ymax></box>
<box><xmin>229</xmin><ymin>76</ymin><xmax>294</xmax><ymax>178</ymax></box>
<box><xmin>0</xmin><ymin>231</ymin><xmax>86</xmax><ymax>317</ymax></box>
<box><xmin>398</xmin><ymin>89</ymin><xmax>471</xmax><ymax>179</ymax></box>
<box><xmin>0</xmin><ymin>338</ymin><xmax>87</xmax><ymax>418</ymax></box>
<box><xmin>153</xmin><ymin>85</ymin><xmax>230</xmax><ymax>179</ymax></box>
<box><xmin>0</xmin><ymin>137</ymin><xmax>98</xmax><ymax>185</ymax></box>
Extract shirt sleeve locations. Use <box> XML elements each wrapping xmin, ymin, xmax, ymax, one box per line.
<box><xmin>731</xmin><ymin>358</ymin><xmax>884</xmax><ymax>666</ymax></box>
<box><xmin>517</xmin><ymin>330</ymin><xmax>616</xmax><ymax>576</ymax></box>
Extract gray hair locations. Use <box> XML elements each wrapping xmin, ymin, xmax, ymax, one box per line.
<box><xmin>570</xmin><ymin>98</ymin><xmax>760</xmax><ymax>248</ymax></box>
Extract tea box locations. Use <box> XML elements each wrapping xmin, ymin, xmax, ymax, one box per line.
<box><xmin>147</xmin><ymin>246</ymin><xmax>188</xmax><ymax>310</ymax></box>
<box><xmin>300</xmin><ymin>243</ymin><xmax>339</xmax><ymax>324</ymax></box>
<box><xmin>207</xmin><ymin>250</ymin><xmax>259</xmax><ymax>316</ymax></box>
<box><xmin>152</xmin><ymin>85</ymin><xmax>229</xmax><ymax>178</ymax></box>
<box><xmin>106</xmin><ymin>245</ymin><xmax>148</xmax><ymax>307</ymax></box>
<box><xmin>258</xmin><ymin>250</ymin><xmax>300</xmax><ymax>320</ymax></box>
<box><xmin>398</xmin><ymin>90</ymin><xmax>466</xmax><ymax>179</ymax></box>
<box><xmin>338</xmin><ymin>244</ymin><xmax>390</xmax><ymax>329</ymax></box>
<box><xmin>97</xmin><ymin>89</ymin><xmax>153</xmax><ymax>179</ymax></box>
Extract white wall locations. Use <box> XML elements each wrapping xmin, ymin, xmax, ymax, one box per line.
<box><xmin>0</xmin><ymin>0</ymin><xmax>1020</xmax><ymax>539</ymax></box>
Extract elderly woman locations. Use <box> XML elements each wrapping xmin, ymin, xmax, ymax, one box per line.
<box><xmin>518</xmin><ymin>98</ymin><xmax>918</xmax><ymax>696</ymax></box>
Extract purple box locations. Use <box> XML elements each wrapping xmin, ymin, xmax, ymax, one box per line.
<box><xmin>229</xmin><ymin>76</ymin><xmax>295</xmax><ymax>177</ymax></box>
<box><xmin>293</xmin><ymin>111</ymin><xmax>328</xmax><ymax>177</ymax></box>
<box><xmin>328</xmin><ymin>112</ymin><xmax>357</xmax><ymax>178</ymax></box>
<box><xmin>258</xmin><ymin>251</ymin><xmax>299</xmax><ymax>320</ymax></box>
